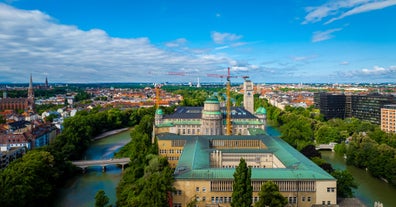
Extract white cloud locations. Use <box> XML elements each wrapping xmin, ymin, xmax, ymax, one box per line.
<box><xmin>340</xmin><ymin>61</ymin><xmax>350</xmax><ymax>65</ymax></box>
<box><xmin>303</xmin><ymin>0</ymin><xmax>396</xmax><ymax>24</ymax></box>
<box><xmin>211</xmin><ymin>31</ymin><xmax>242</xmax><ymax>44</ymax></box>
<box><xmin>337</xmin><ymin>65</ymin><xmax>396</xmax><ymax>80</ymax></box>
<box><xmin>165</xmin><ymin>38</ymin><xmax>187</xmax><ymax>48</ymax></box>
<box><xmin>0</xmin><ymin>4</ymin><xmax>241</xmax><ymax>83</ymax></box>
<box><xmin>326</xmin><ymin>0</ymin><xmax>396</xmax><ymax>24</ymax></box>
<box><xmin>312</xmin><ymin>28</ymin><xmax>342</xmax><ymax>42</ymax></box>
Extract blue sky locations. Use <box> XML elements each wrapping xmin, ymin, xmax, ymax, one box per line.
<box><xmin>0</xmin><ymin>0</ymin><xmax>395</xmax><ymax>83</ymax></box>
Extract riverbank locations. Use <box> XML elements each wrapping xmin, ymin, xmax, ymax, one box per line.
<box><xmin>93</xmin><ymin>127</ymin><xmax>130</xmax><ymax>141</ymax></box>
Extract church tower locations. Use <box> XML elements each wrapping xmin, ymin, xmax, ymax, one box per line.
<box><xmin>27</xmin><ymin>74</ymin><xmax>35</xmax><ymax>111</ymax></box>
<box><xmin>45</xmin><ymin>76</ymin><xmax>49</xmax><ymax>88</ymax></box>
<box><xmin>243</xmin><ymin>78</ymin><xmax>254</xmax><ymax>114</ymax></box>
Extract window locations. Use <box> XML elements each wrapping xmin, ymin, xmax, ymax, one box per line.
<box><xmin>196</xmin><ymin>187</ymin><xmax>199</xmax><ymax>192</ymax></box>
<box><xmin>202</xmin><ymin>196</ymin><xmax>206</xmax><ymax>201</ymax></box>
<box><xmin>328</xmin><ymin>201</ymin><xmax>331</xmax><ymax>205</ymax></box>
<box><xmin>307</xmin><ymin>197</ymin><xmax>311</xmax><ymax>202</ymax></box>
<box><xmin>173</xmin><ymin>203</ymin><xmax>182</xmax><ymax>207</ymax></box>
<box><xmin>211</xmin><ymin>197</ymin><xmax>215</xmax><ymax>203</ymax></box>
<box><xmin>322</xmin><ymin>201</ymin><xmax>326</xmax><ymax>205</ymax></box>
<box><xmin>302</xmin><ymin>197</ymin><xmax>305</xmax><ymax>202</ymax></box>
<box><xmin>202</xmin><ymin>187</ymin><xmax>206</xmax><ymax>192</ymax></box>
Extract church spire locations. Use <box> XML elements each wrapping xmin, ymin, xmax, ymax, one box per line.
<box><xmin>45</xmin><ymin>76</ymin><xmax>48</xmax><ymax>88</ymax></box>
<box><xmin>28</xmin><ymin>73</ymin><xmax>34</xmax><ymax>99</ymax></box>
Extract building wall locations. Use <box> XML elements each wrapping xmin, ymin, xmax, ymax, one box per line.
<box><xmin>173</xmin><ymin>179</ymin><xmax>334</xmax><ymax>207</ymax></box>
<box><xmin>158</xmin><ymin>139</ymin><xmax>184</xmax><ymax>168</ymax></box>
<box><xmin>381</xmin><ymin>106</ymin><xmax>396</xmax><ymax>132</ymax></box>
<box><xmin>316</xmin><ymin>180</ymin><xmax>337</xmax><ymax>205</ymax></box>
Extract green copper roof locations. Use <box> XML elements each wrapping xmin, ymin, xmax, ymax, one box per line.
<box><xmin>156</xmin><ymin>108</ymin><xmax>164</xmax><ymax>115</ymax></box>
<box><xmin>255</xmin><ymin>107</ymin><xmax>267</xmax><ymax>115</ymax></box>
<box><xmin>203</xmin><ymin>111</ymin><xmax>221</xmax><ymax>115</ymax></box>
<box><xmin>205</xmin><ymin>96</ymin><xmax>220</xmax><ymax>104</ymax></box>
<box><xmin>158</xmin><ymin>134</ymin><xmax>335</xmax><ymax>181</ymax></box>
<box><xmin>156</xmin><ymin>122</ymin><xmax>174</xmax><ymax>127</ymax></box>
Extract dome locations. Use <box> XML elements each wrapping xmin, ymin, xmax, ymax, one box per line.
<box><xmin>156</xmin><ymin>108</ymin><xmax>164</xmax><ymax>115</ymax></box>
<box><xmin>204</xmin><ymin>96</ymin><xmax>219</xmax><ymax>104</ymax></box>
<box><xmin>255</xmin><ymin>107</ymin><xmax>267</xmax><ymax>115</ymax></box>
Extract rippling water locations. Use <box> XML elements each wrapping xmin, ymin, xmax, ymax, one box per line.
<box><xmin>54</xmin><ymin>130</ymin><xmax>131</xmax><ymax>207</ymax></box>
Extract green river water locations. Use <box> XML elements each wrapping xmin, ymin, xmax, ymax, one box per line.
<box><xmin>55</xmin><ymin>127</ymin><xmax>396</xmax><ymax>207</ymax></box>
<box><xmin>55</xmin><ymin>130</ymin><xmax>131</xmax><ymax>207</ymax></box>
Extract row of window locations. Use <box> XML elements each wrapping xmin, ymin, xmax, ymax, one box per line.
<box><xmin>167</xmin><ymin>156</ymin><xmax>179</xmax><ymax>161</ymax></box>
<box><xmin>327</xmin><ymin>187</ymin><xmax>336</xmax><ymax>192</ymax></box>
<box><xmin>159</xmin><ymin>149</ymin><xmax>183</xmax><ymax>154</ymax></box>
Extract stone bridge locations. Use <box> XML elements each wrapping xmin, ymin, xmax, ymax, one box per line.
<box><xmin>315</xmin><ymin>142</ymin><xmax>337</xmax><ymax>151</ymax></box>
<box><xmin>72</xmin><ymin>157</ymin><xmax>130</xmax><ymax>172</ymax></box>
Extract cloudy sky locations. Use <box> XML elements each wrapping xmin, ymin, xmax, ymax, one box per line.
<box><xmin>0</xmin><ymin>0</ymin><xmax>395</xmax><ymax>83</ymax></box>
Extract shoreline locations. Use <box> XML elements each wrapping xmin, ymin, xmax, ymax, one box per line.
<box><xmin>93</xmin><ymin>127</ymin><xmax>130</xmax><ymax>141</ymax></box>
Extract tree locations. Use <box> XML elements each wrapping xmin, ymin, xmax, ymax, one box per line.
<box><xmin>95</xmin><ymin>190</ymin><xmax>111</xmax><ymax>207</ymax></box>
<box><xmin>331</xmin><ymin>170</ymin><xmax>357</xmax><ymax>198</ymax></box>
<box><xmin>231</xmin><ymin>158</ymin><xmax>252</xmax><ymax>207</ymax></box>
<box><xmin>255</xmin><ymin>181</ymin><xmax>287</xmax><ymax>207</ymax></box>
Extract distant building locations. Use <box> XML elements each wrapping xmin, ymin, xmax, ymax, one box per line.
<box><xmin>350</xmin><ymin>94</ymin><xmax>396</xmax><ymax>125</ymax></box>
<box><xmin>0</xmin><ymin>74</ymin><xmax>35</xmax><ymax>112</ymax></box>
<box><xmin>314</xmin><ymin>93</ymin><xmax>396</xmax><ymax>124</ymax></box>
<box><xmin>381</xmin><ymin>104</ymin><xmax>396</xmax><ymax>133</ymax></box>
<box><xmin>314</xmin><ymin>93</ymin><xmax>346</xmax><ymax>120</ymax></box>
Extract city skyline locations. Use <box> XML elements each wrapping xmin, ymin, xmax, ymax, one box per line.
<box><xmin>0</xmin><ymin>0</ymin><xmax>395</xmax><ymax>83</ymax></box>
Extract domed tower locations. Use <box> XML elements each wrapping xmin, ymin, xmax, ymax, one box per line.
<box><xmin>201</xmin><ymin>96</ymin><xmax>223</xmax><ymax>135</ymax></box>
<box><xmin>255</xmin><ymin>107</ymin><xmax>267</xmax><ymax>129</ymax></box>
<box><xmin>155</xmin><ymin>108</ymin><xmax>164</xmax><ymax>126</ymax></box>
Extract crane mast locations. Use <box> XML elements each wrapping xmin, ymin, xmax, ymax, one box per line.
<box><xmin>226</xmin><ymin>67</ymin><xmax>232</xmax><ymax>135</ymax></box>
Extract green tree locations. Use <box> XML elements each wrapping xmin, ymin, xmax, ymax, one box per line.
<box><xmin>231</xmin><ymin>158</ymin><xmax>252</xmax><ymax>207</ymax></box>
<box><xmin>0</xmin><ymin>114</ymin><xmax>5</xmax><ymax>124</ymax></box>
<box><xmin>255</xmin><ymin>181</ymin><xmax>287</xmax><ymax>207</ymax></box>
<box><xmin>331</xmin><ymin>170</ymin><xmax>357</xmax><ymax>198</ymax></box>
<box><xmin>0</xmin><ymin>150</ymin><xmax>58</xmax><ymax>207</ymax></box>
<box><xmin>95</xmin><ymin>190</ymin><xmax>111</xmax><ymax>207</ymax></box>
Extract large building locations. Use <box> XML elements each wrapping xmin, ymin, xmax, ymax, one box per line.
<box><xmin>154</xmin><ymin>96</ymin><xmax>266</xmax><ymax>137</ymax></box>
<box><xmin>0</xmin><ymin>74</ymin><xmax>35</xmax><ymax>112</ymax></box>
<box><xmin>157</xmin><ymin>131</ymin><xmax>337</xmax><ymax>207</ymax></box>
<box><xmin>350</xmin><ymin>94</ymin><xmax>396</xmax><ymax>125</ymax></box>
<box><xmin>314</xmin><ymin>93</ymin><xmax>346</xmax><ymax>120</ymax></box>
<box><xmin>381</xmin><ymin>104</ymin><xmax>396</xmax><ymax>133</ymax></box>
<box><xmin>314</xmin><ymin>92</ymin><xmax>396</xmax><ymax>124</ymax></box>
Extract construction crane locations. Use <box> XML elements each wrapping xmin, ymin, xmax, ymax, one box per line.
<box><xmin>207</xmin><ymin>67</ymin><xmax>237</xmax><ymax>135</ymax></box>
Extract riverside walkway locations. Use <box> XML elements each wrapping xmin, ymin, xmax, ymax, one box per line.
<box><xmin>72</xmin><ymin>157</ymin><xmax>130</xmax><ymax>172</ymax></box>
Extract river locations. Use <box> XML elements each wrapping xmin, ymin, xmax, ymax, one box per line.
<box><xmin>55</xmin><ymin>130</ymin><xmax>131</xmax><ymax>207</ymax></box>
<box><xmin>55</xmin><ymin>126</ymin><xmax>396</xmax><ymax>207</ymax></box>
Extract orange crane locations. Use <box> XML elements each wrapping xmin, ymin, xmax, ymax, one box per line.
<box><xmin>207</xmin><ymin>67</ymin><xmax>238</xmax><ymax>135</ymax></box>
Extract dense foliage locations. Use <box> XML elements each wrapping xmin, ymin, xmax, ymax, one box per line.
<box><xmin>260</xmin><ymin>96</ymin><xmax>396</xmax><ymax>186</ymax></box>
<box><xmin>116</xmin><ymin>109</ymin><xmax>174</xmax><ymax>207</ymax></box>
<box><xmin>254</xmin><ymin>181</ymin><xmax>287</xmax><ymax>207</ymax></box>
<box><xmin>0</xmin><ymin>150</ymin><xmax>59</xmax><ymax>207</ymax></box>
<box><xmin>95</xmin><ymin>190</ymin><xmax>111</xmax><ymax>207</ymax></box>
<box><xmin>231</xmin><ymin>158</ymin><xmax>252</xmax><ymax>207</ymax></box>
<box><xmin>331</xmin><ymin>170</ymin><xmax>358</xmax><ymax>198</ymax></box>
<box><xmin>0</xmin><ymin>107</ymin><xmax>137</xmax><ymax>206</ymax></box>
